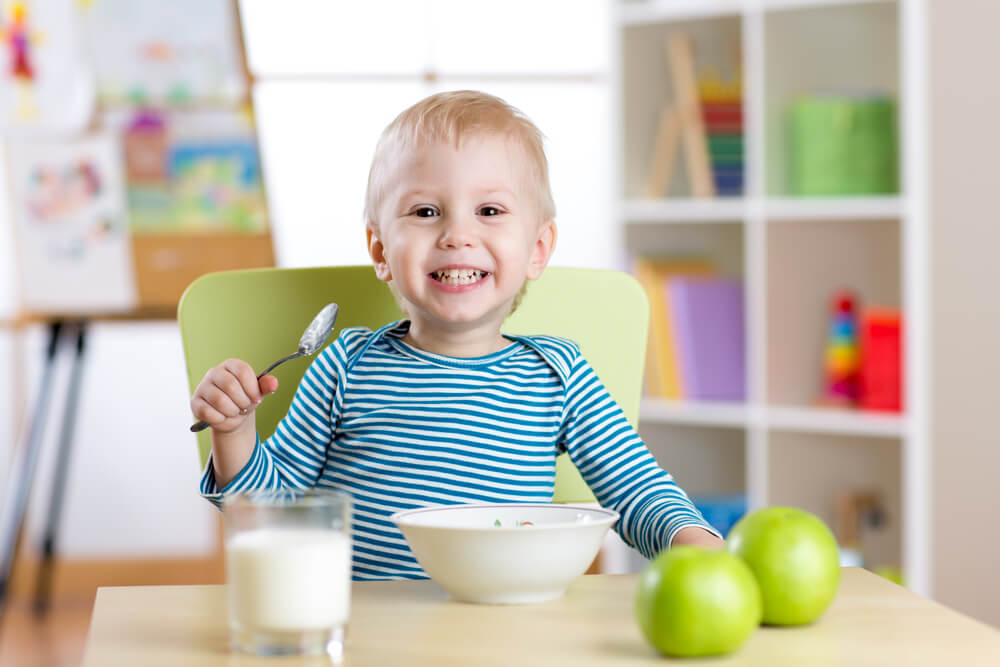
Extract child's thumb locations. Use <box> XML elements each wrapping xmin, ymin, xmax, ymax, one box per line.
<box><xmin>259</xmin><ymin>375</ymin><xmax>279</xmax><ymax>396</ymax></box>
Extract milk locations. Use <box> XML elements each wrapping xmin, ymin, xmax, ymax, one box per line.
<box><xmin>226</xmin><ymin>527</ymin><xmax>351</xmax><ymax>632</ymax></box>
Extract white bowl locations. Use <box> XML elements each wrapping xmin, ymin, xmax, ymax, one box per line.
<box><xmin>390</xmin><ymin>503</ymin><xmax>619</xmax><ymax>604</ymax></box>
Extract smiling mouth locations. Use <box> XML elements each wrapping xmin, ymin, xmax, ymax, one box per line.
<box><xmin>430</xmin><ymin>269</ymin><xmax>490</xmax><ymax>286</ymax></box>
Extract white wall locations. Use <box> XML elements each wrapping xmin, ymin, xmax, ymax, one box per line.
<box><xmin>930</xmin><ymin>0</ymin><xmax>1000</xmax><ymax>628</ymax></box>
<box><xmin>12</xmin><ymin>322</ymin><xmax>218</xmax><ymax>558</ymax></box>
<box><xmin>245</xmin><ymin>0</ymin><xmax>618</xmax><ymax>272</ymax></box>
<box><xmin>0</xmin><ymin>1</ymin><xmax>617</xmax><ymax>559</ymax></box>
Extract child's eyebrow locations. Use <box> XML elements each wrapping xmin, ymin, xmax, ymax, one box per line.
<box><xmin>397</xmin><ymin>189</ymin><xmax>437</xmax><ymax>202</ymax></box>
<box><xmin>397</xmin><ymin>187</ymin><xmax>517</xmax><ymax>202</ymax></box>
<box><xmin>478</xmin><ymin>187</ymin><xmax>516</xmax><ymax>199</ymax></box>
<box><xmin>400</xmin><ymin>188</ymin><xmax>431</xmax><ymax>199</ymax></box>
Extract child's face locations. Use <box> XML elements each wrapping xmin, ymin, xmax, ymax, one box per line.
<box><xmin>367</xmin><ymin>133</ymin><xmax>556</xmax><ymax>337</ymax></box>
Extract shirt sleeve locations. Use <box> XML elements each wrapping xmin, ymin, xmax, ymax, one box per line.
<box><xmin>557</xmin><ymin>352</ymin><xmax>721</xmax><ymax>557</ymax></box>
<box><xmin>199</xmin><ymin>341</ymin><xmax>344</xmax><ymax>508</ymax></box>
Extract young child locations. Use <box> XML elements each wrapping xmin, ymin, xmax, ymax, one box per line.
<box><xmin>191</xmin><ymin>90</ymin><xmax>723</xmax><ymax>580</ymax></box>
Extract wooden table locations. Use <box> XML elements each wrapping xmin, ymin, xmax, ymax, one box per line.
<box><xmin>81</xmin><ymin>568</ymin><xmax>1000</xmax><ymax>666</ymax></box>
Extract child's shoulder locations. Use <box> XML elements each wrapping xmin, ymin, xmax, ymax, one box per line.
<box><xmin>334</xmin><ymin>324</ymin><xmax>382</xmax><ymax>355</ymax></box>
<box><xmin>336</xmin><ymin>325</ymin><xmax>378</xmax><ymax>343</ymax></box>
<box><xmin>330</xmin><ymin>320</ymin><xmax>407</xmax><ymax>362</ymax></box>
<box><xmin>512</xmin><ymin>333</ymin><xmax>582</xmax><ymax>357</ymax></box>
<box><xmin>506</xmin><ymin>333</ymin><xmax>584</xmax><ymax>382</ymax></box>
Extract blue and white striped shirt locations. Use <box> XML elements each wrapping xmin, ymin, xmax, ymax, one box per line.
<box><xmin>201</xmin><ymin>320</ymin><xmax>718</xmax><ymax>580</ymax></box>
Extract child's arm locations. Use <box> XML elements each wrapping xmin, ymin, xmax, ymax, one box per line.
<box><xmin>194</xmin><ymin>340</ymin><xmax>346</xmax><ymax>504</ymax></box>
<box><xmin>557</xmin><ymin>352</ymin><xmax>724</xmax><ymax>557</ymax></box>
<box><xmin>190</xmin><ymin>358</ymin><xmax>278</xmax><ymax>488</ymax></box>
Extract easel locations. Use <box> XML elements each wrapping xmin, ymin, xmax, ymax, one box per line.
<box><xmin>645</xmin><ymin>35</ymin><xmax>717</xmax><ymax>199</ymax></box>
<box><xmin>0</xmin><ymin>318</ymin><xmax>89</xmax><ymax>617</ymax></box>
<box><xmin>0</xmin><ymin>0</ymin><xmax>270</xmax><ymax>622</ymax></box>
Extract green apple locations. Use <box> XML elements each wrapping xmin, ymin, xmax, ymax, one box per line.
<box><xmin>634</xmin><ymin>546</ymin><xmax>761</xmax><ymax>657</ymax></box>
<box><xmin>727</xmin><ymin>506</ymin><xmax>841</xmax><ymax>626</ymax></box>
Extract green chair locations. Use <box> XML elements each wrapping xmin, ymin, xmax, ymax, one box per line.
<box><xmin>177</xmin><ymin>265</ymin><xmax>648</xmax><ymax>503</ymax></box>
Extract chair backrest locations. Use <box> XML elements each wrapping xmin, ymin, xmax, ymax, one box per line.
<box><xmin>178</xmin><ymin>265</ymin><xmax>648</xmax><ymax>503</ymax></box>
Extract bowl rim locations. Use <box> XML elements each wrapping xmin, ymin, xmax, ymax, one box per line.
<box><xmin>389</xmin><ymin>502</ymin><xmax>620</xmax><ymax>532</ymax></box>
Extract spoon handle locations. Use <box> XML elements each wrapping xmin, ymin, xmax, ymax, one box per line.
<box><xmin>189</xmin><ymin>351</ymin><xmax>307</xmax><ymax>433</ymax></box>
<box><xmin>255</xmin><ymin>351</ymin><xmax>305</xmax><ymax>379</ymax></box>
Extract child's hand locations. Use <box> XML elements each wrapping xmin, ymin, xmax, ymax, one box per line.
<box><xmin>190</xmin><ymin>359</ymin><xmax>279</xmax><ymax>433</ymax></box>
<box><xmin>671</xmin><ymin>526</ymin><xmax>725</xmax><ymax>549</ymax></box>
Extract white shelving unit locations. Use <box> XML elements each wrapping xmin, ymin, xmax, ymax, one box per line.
<box><xmin>615</xmin><ymin>0</ymin><xmax>929</xmax><ymax>595</ymax></box>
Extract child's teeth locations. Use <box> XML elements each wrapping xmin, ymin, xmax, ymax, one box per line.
<box><xmin>435</xmin><ymin>269</ymin><xmax>484</xmax><ymax>285</ymax></box>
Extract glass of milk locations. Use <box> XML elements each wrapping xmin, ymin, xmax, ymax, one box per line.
<box><xmin>223</xmin><ymin>488</ymin><xmax>352</xmax><ymax>661</ymax></box>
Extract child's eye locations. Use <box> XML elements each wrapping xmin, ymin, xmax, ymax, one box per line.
<box><xmin>478</xmin><ymin>206</ymin><xmax>502</xmax><ymax>217</ymax></box>
<box><xmin>413</xmin><ymin>206</ymin><xmax>438</xmax><ymax>218</ymax></box>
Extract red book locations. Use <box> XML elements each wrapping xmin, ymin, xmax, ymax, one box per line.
<box><xmin>859</xmin><ymin>309</ymin><xmax>903</xmax><ymax>412</ymax></box>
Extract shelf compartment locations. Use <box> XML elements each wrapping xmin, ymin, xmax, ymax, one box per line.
<box><xmin>627</xmin><ymin>220</ymin><xmax>744</xmax><ymax>277</ymax></box>
<box><xmin>764</xmin><ymin>1</ymin><xmax>899</xmax><ymax>196</ymax></box>
<box><xmin>766</xmin><ymin>218</ymin><xmax>900</xmax><ymax>406</ymax></box>
<box><xmin>767</xmin><ymin>431</ymin><xmax>901</xmax><ymax>573</ymax></box>
<box><xmin>639</xmin><ymin>422</ymin><xmax>747</xmax><ymax>499</ymax></box>
<box><xmin>623</xmin><ymin>14</ymin><xmax>743</xmax><ymax>199</ymax></box>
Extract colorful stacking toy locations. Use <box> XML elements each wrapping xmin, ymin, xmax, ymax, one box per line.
<box><xmin>824</xmin><ymin>291</ymin><xmax>860</xmax><ymax>405</ymax></box>
<box><xmin>698</xmin><ymin>69</ymin><xmax>743</xmax><ymax>197</ymax></box>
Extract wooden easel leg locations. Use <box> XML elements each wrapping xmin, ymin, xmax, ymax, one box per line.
<box><xmin>34</xmin><ymin>321</ymin><xmax>89</xmax><ymax>616</ymax></box>
<box><xmin>0</xmin><ymin>322</ymin><xmax>64</xmax><ymax>623</ymax></box>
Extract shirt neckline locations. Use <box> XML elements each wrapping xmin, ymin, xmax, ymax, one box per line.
<box><xmin>382</xmin><ymin>320</ymin><xmax>524</xmax><ymax>369</ymax></box>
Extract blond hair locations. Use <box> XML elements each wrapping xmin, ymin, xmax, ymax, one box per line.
<box><xmin>363</xmin><ymin>90</ymin><xmax>556</xmax><ymax>226</ymax></box>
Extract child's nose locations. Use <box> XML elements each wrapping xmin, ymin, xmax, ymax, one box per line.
<box><xmin>437</xmin><ymin>215</ymin><xmax>478</xmax><ymax>249</ymax></box>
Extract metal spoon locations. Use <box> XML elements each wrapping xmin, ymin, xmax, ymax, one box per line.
<box><xmin>189</xmin><ymin>302</ymin><xmax>339</xmax><ymax>432</ymax></box>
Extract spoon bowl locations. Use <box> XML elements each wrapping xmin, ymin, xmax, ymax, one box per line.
<box><xmin>190</xmin><ymin>302</ymin><xmax>339</xmax><ymax>432</ymax></box>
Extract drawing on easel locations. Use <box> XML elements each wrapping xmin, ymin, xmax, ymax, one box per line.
<box><xmin>117</xmin><ymin>107</ymin><xmax>269</xmax><ymax>234</ymax></box>
<box><xmin>0</xmin><ymin>0</ymin><xmax>95</xmax><ymax>131</ymax></box>
<box><xmin>7</xmin><ymin>131</ymin><xmax>137</xmax><ymax>314</ymax></box>
<box><xmin>77</xmin><ymin>0</ymin><xmax>247</xmax><ymax>106</ymax></box>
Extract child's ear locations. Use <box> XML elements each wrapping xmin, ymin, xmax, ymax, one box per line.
<box><xmin>367</xmin><ymin>226</ymin><xmax>393</xmax><ymax>282</ymax></box>
<box><xmin>526</xmin><ymin>219</ymin><xmax>557</xmax><ymax>280</ymax></box>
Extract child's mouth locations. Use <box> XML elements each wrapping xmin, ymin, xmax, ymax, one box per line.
<box><xmin>430</xmin><ymin>269</ymin><xmax>490</xmax><ymax>286</ymax></box>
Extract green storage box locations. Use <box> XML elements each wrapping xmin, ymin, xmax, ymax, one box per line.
<box><xmin>787</xmin><ymin>95</ymin><xmax>898</xmax><ymax>195</ymax></box>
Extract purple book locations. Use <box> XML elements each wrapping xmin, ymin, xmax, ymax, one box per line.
<box><xmin>667</xmin><ymin>277</ymin><xmax>746</xmax><ymax>401</ymax></box>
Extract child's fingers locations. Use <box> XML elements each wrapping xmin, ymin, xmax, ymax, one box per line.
<box><xmin>190</xmin><ymin>395</ymin><xmax>227</xmax><ymax>425</ymax></box>
<box><xmin>259</xmin><ymin>374</ymin><xmax>279</xmax><ymax>396</ymax></box>
<box><xmin>222</xmin><ymin>359</ymin><xmax>264</xmax><ymax>404</ymax></box>
<box><xmin>200</xmin><ymin>382</ymin><xmax>246</xmax><ymax>418</ymax></box>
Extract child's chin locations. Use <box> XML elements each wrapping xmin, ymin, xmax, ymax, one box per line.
<box><xmin>427</xmin><ymin>308</ymin><xmax>505</xmax><ymax>327</ymax></box>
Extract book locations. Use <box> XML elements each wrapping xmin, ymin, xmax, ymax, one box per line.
<box><xmin>668</xmin><ymin>277</ymin><xmax>746</xmax><ymax>401</ymax></box>
<box><xmin>634</xmin><ymin>258</ymin><xmax>713</xmax><ymax>399</ymax></box>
